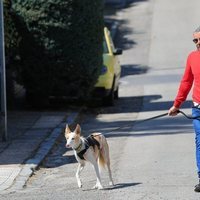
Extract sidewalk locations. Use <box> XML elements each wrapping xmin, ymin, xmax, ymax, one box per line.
<box><xmin>0</xmin><ymin>109</ymin><xmax>80</xmax><ymax>192</ymax></box>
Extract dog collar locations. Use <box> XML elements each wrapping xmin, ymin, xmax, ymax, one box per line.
<box><xmin>75</xmin><ymin>140</ymin><xmax>82</xmax><ymax>152</ymax></box>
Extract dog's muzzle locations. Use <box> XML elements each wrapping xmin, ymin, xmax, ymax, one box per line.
<box><xmin>66</xmin><ymin>144</ymin><xmax>70</xmax><ymax>148</ymax></box>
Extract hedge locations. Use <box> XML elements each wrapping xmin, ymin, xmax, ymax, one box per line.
<box><xmin>11</xmin><ymin>0</ymin><xmax>104</xmax><ymax>105</ymax></box>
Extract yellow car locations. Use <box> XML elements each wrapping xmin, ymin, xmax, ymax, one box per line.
<box><xmin>94</xmin><ymin>27</ymin><xmax>122</xmax><ymax>106</ymax></box>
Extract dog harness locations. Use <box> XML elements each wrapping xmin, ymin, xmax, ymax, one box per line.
<box><xmin>76</xmin><ymin>135</ymin><xmax>100</xmax><ymax>160</ymax></box>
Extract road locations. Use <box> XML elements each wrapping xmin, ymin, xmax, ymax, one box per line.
<box><xmin>2</xmin><ymin>0</ymin><xmax>200</xmax><ymax>199</ymax></box>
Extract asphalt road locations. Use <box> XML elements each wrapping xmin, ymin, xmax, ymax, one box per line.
<box><xmin>2</xmin><ymin>0</ymin><xmax>200</xmax><ymax>199</ymax></box>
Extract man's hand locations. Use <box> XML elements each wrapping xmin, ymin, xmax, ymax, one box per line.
<box><xmin>168</xmin><ymin>106</ymin><xmax>179</xmax><ymax>116</ymax></box>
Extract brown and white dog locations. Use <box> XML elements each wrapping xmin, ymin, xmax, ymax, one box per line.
<box><xmin>65</xmin><ymin>124</ymin><xmax>114</xmax><ymax>190</ymax></box>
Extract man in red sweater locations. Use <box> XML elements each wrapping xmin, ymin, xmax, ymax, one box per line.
<box><xmin>168</xmin><ymin>26</ymin><xmax>200</xmax><ymax>192</ymax></box>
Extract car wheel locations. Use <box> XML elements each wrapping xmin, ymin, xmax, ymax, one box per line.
<box><xmin>114</xmin><ymin>87</ymin><xmax>119</xmax><ymax>99</ymax></box>
<box><xmin>102</xmin><ymin>86</ymin><xmax>114</xmax><ymax>106</ymax></box>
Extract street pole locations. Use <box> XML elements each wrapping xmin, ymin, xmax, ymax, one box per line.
<box><xmin>0</xmin><ymin>0</ymin><xmax>7</xmax><ymax>141</ymax></box>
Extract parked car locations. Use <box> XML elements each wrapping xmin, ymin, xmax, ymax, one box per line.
<box><xmin>94</xmin><ymin>27</ymin><xmax>122</xmax><ymax>106</ymax></box>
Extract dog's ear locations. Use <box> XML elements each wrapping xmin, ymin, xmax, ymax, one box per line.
<box><xmin>74</xmin><ymin>124</ymin><xmax>81</xmax><ymax>135</ymax></box>
<box><xmin>65</xmin><ymin>124</ymin><xmax>71</xmax><ymax>135</ymax></box>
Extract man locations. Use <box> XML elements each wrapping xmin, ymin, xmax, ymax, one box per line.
<box><xmin>168</xmin><ymin>26</ymin><xmax>200</xmax><ymax>192</ymax></box>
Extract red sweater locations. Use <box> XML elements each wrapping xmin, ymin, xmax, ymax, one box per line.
<box><xmin>174</xmin><ymin>50</ymin><xmax>200</xmax><ymax>108</ymax></box>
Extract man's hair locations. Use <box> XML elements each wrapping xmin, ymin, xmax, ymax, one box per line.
<box><xmin>194</xmin><ymin>26</ymin><xmax>200</xmax><ymax>33</ymax></box>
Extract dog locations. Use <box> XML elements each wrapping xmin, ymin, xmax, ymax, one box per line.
<box><xmin>65</xmin><ymin>124</ymin><xmax>114</xmax><ymax>190</ymax></box>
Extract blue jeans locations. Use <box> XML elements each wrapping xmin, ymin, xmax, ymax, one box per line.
<box><xmin>192</xmin><ymin>107</ymin><xmax>200</xmax><ymax>178</ymax></box>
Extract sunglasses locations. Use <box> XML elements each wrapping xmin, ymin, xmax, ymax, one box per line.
<box><xmin>193</xmin><ymin>38</ymin><xmax>200</xmax><ymax>44</ymax></box>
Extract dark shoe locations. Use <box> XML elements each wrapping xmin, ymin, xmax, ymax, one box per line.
<box><xmin>194</xmin><ymin>183</ymin><xmax>200</xmax><ymax>192</ymax></box>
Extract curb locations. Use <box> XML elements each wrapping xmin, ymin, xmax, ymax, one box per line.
<box><xmin>6</xmin><ymin>111</ymin><xmax>80</xmax><ymax>192</ymax></box>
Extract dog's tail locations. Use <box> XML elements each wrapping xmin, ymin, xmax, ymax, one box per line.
<box><xmin>98</xmin><ymin>135</ymin><xmax>109</xmax><ymax>170</ymax></box>
<box><xmin>99</xmin><ymin>150</ymin><xmax>106</xmax><ymax>169</ymax></box>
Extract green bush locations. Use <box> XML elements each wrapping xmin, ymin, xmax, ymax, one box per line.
<box><xmin>12</xmin><ymin>0</ymin><xmax>104</xmax><ymax>104</ymax></box>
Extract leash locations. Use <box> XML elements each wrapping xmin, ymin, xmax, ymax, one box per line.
<box><xmin>177</xmin><ymin>110</ymin><xmax>200</xmax><ymax>120</ymax></box>
<box><xmin>136</xmin><ymin>110</ymin><xmax>200</xmax><ymax>125</ymax></box>
<box><xmin>107</xmin><ymin>110</ymin><xmax>200</xmax><ymax>134</ymax></box>
<box><xmin>135</xmin><ymin>110</ymin><xmax>200</xmax><ymax>126</ymax></box>
<box><xmin>88</xmin><ymin>110</ymin><xmax>200</xmax><ymax>135</ymax></box>
<box><xmin>90</xmin><ymin>112</ymin><xmax>170</xmax><ymax>134</ymax></box>
<box><xmin>134</xmin><ymin>112</ymin><xmax>168</xmax><ymax>125</ymax></box>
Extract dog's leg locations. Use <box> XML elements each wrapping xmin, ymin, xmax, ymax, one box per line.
<box><xmin>76</xmin><ymin>162</ymin><xmax>85</xmax><ymax>188</ymax></box>
<box><xmin>85</xmin><ymin>150</ymin><xmax>103</xmax><ymax>190</ymax></box>
<box><xmin>92</xmin><ymin>164</ymin><xmax>103</xmax><ymax>190</ymax></box>
<box><xmin>105</xmin><ymin>153</ymin><xmax>114</xmax><ymax>186</ymax></box>
<box><xmin>107</xmin><ymin>162</ymin><xmax>114</xmax><ymax>186</ymax></box>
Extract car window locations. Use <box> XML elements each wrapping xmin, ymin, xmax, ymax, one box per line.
<box><xmin>103</xmin><ymin>38</ymin><xmax>109</xmax><ymax>54</ymax></box>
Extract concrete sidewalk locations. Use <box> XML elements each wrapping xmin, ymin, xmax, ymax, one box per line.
<box><xmin>0</xmin><ymin>110</ymin><xmax>80</xmax><ymax>192</ymax></box>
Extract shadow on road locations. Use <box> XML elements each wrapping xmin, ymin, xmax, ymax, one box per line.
<box><xmin>104</xmin><ymin>182</ymin><xmax>142</xmax><ymax>190</ymax></box>
<box><xmin>104</xmin><ymin>0</ymin><xmax>150</xmax><ymax>50</ymax></box>
<box><xmin>121</xmin><ymin>64</ymin><xmax>149</xmax><ymax>77</ymax></box>
<box><xmin>82</xmin><ymin>182</ymin><xmax>141</xmax><ymax>191</ymax></box>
